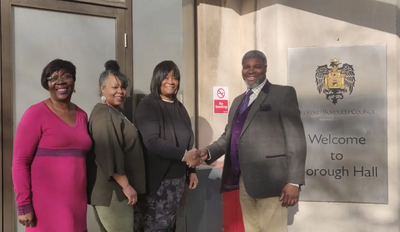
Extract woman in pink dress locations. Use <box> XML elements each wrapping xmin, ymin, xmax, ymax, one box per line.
<box><xmin>12</xmin><ymin>59</ymin><xmax>92</xmax><ymax>232</ymax></box>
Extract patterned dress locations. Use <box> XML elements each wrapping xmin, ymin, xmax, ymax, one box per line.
<box><xmin>12</xmin><ymin>101</ymin><xmax>92</xmax><ymax>232</ymax></box>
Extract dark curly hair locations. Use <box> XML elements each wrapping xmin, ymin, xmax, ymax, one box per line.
<box><xmin>41</xmin><ymin>59</ymin><xmax>76</xmax><ymax>90</ymax></box>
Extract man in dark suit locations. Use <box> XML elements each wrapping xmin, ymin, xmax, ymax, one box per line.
<box><xmin>199</xmin><ymin>50</ymin><xmax>307</xmax><ymax>231</ymax></box>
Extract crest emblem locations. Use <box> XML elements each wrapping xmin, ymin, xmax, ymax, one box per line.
<box><xmin>315</xmin><ymin>58</ymin><xmax>355</xmax><ymax>105</ymax></box>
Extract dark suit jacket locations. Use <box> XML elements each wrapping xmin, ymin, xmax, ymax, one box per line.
<box><xmin>207</xmin><ymin>82</ymin><xmax>307</xmax><ymax>198</ymax></box>
<box><xmin>134</xmin><ymin>93</ymin><xmax>195</xmax><ymax>193</ymax></box>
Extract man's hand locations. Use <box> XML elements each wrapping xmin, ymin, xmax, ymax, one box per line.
<box><xmin>122</xmin><ymin>185</ymin><xmax>138</xmax><ymax>206</ymax></box>
<box><xmin>198</xmin><ymin>149</ymin><xmax>209</xmax><ymax>164</ymax></box>
<box><xmin>184</xmin><ymin>149</ymin><xmax>201</xmax><ymax>168</ymax></box>
<box><xmin>279</xmin><ymin>184</ymin><xmax>299</xmax><ymax>207</ymax></box>
<box><xmin>188</xmin><ymin>173</ymin><xmax>199</xmax><ymax>189</ymax></box>
<box><xmin>18</xmin><ymin>212</ymin><xmax>36</xmax><ymax>227</ymax></box>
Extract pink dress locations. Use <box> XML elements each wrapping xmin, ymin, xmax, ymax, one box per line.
<box><xmin>12</xmin><ymin>101</ymin><xmax>92</xmax><ymax>232</ymax></box>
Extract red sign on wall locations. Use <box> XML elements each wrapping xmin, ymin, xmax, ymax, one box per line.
<box><xmin>213</xmin><ymin>86</ymin><xmax>229</xmax><ymax>114</ymax></box>
<box><xmin>214</xmin><ymin>100</ymin><xmax>228</xmax><ymax>113</ymax></box>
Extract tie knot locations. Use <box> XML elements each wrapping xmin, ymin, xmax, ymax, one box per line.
<box><xmin>246</xmin><ymin>89</ymin><xmax>253</xmax><ymax>96</ymax></box>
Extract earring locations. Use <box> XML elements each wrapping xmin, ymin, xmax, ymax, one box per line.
<box><xmin>73</xmin><ymin>89</ymin><xmax>76</xmax><ymax>93</ymax></box>
<box><xmin>100</xmin><ymin>96</ymin><xmax>106</xmax><ymax>102</ymax></box>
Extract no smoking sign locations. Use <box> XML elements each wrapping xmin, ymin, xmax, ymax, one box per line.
<box><xmin>213</xmin><ymin>86</ymin><xmax>229</xmax><ymax>114</ymax></box>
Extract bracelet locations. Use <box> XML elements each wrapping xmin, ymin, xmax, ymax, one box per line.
<box><xmin>288</xmin><ymin>183</ymin><xmax>300</xmax><ymax>188</ymax></box>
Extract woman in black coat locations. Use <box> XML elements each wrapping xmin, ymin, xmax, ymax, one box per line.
<box><xmin>134</xmin><ymin>60</ymin><xmax>199</xmax><ymax>231</ymax></box>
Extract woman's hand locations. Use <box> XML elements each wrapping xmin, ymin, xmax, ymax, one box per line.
<box><xmin>113</xmin><ymin>174</ymin><xmax>137</xmax><ymax>205</ymax></box>
<box><xmin>18</xmin><ymin>212</ymin><xmax>36</xmax><ymax>227</ymax></box>
<box><xmin>122</xmin><ymin>185</ymin><xmax>138</xmax><ymax>206</ymax></box>
<box><xmin>188</xmin><ymin>173</ymin><xmax>198</xmax><ymax>189</ymax></box>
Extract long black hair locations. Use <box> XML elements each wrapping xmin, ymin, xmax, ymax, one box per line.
<box><xmin>150</xmin><ymin>60</ymin><xmax>181</xmax><ymax>99</ymax></box>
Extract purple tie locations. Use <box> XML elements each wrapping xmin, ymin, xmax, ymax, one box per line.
<box><xmin>238</xmin><ymin>89</ymin><xmax>253</xmax><ymax>115</ymax></box>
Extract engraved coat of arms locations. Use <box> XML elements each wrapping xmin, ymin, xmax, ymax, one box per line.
<box><xmin>315</xmin><ymin>58</ymin><xmax>356</xmax><ymax>105</ymax></box>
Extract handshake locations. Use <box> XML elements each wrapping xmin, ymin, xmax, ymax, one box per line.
<box><xmin>182</xmin><ymin>149</ymin><xmax>209</xmax><ymax>168</ymax></box>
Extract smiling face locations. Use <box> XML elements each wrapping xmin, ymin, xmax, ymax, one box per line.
<box><xmin>47</xmin><ymin>70</ymin><xmax>75</xmax><ymax>102</ymax></box>
<box><xmin>242</xmin><ymin>56</ymin><xmax>267</xmax><ymax>88</ymax></box>
<box><xmin>160</xmin><ymin>71</ymin><xmax>179</xmax><ymax>100</ymax></box>
<box><xmin>101</xmin><ymin>74</ymin><xmax>126</xmax><ymax>107</ymax></box>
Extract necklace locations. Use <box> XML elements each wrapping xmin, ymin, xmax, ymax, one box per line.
<box><xmin>161</xmin><ymin>98</ymin><xmax>174</xmax><ymax>103</ymax></box>
<box><xmin>160</xmin><ymin>95</ymin><xmax>175</xmax><ymax>103</ymax></box>
<box><xmin>105</xmin><ymin>102</ymin><xmax>135</xmax><ymax>126</ymax></box>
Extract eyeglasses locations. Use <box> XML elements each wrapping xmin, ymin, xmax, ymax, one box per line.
<box><xmin>47</xmin><ymin>74</ymin><xmax>73</xmax><ymax>83</ymax></box>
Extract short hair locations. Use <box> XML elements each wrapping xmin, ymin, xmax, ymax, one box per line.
<box><xmin>241</xmin><ymin>50</ymin><xmax>268</xmax><ymax>66</ymax></box>
<box><xmin>150</xmin><ymin>60</ymin><xmax>181</xmax><ymax>99</ymax></box>
<box><xmin>99</xmin><ymin>60</ymin><xmax>128</xmax><ymax>90</ymax></box>
<box><xmin>41</xmin><ymin>59</ymin><xmax>76</xmax><ymax>90</ymax></box>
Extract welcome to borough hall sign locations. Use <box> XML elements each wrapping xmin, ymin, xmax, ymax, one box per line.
<box><xmin>288</xmin><ymin>45</ymin><xmax>387</xmax><ymax>203</ymax></box>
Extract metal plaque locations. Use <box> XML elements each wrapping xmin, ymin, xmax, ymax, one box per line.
<box><xmin>288</xmin><ymin>45</ymin><xmax>387</xmax><ymax>203</ymax></box>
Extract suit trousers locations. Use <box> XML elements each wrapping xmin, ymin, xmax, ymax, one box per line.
<box><xmin>239</xmin><ymin>176</ymin><xmax>287</xmax><ymax>232</ymax></box>
<box><xmin>93</xmin><ymin>191</ymin><xmax>134</xmax><ymax>232</ymax></box>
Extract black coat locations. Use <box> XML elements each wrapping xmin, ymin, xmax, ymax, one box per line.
<box><xmin>134</xmin><ymin>93</ymin><xmax>195</xmax><ymax>193</ymax></box>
